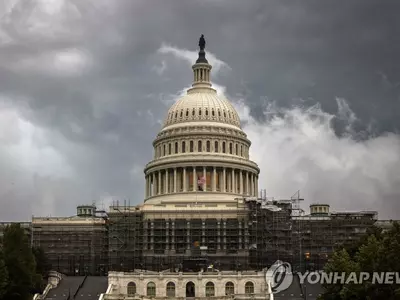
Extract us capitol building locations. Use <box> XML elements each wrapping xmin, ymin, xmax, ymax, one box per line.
<box><xmin>27</xmin><ymin>36</ymin><xmax>382</xmax><ymax>300</ymax></box>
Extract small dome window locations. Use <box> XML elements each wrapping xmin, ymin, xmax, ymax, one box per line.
<box><xmin>223</xmin><ymin>111</ymin><xmax>226</xmax><ymax>118</ymax></box>
<box><xmin>192</xmin><ymin>109</ymin><xmax>195</xmax><ymax>116</ymax></box>
<box><xmin>199</xmin><ymin>108</ymin><xmax>202</xmax><ymax>116</ymax></box>
<box><xmin>212</xmin><ymin>109</ymin><xmax>215</xmax><ymax>116</ymax></box>
<box><xmin>186</xmin><ymin>109</ymin><xmax>189</xmax><ymax>117</ymax></box>
<box><xmin>205</xmin><ymin>109</ymin><xmax>209</xmax><ymax>116</ymax></box>
<box><xmin>218</xmin><ymin>110</ymin><xmax>221</xmax><ymax>117</ymax></box>
<box><xmin>175</xmin><ymin>112</ymin><xmax>178</xmax><ymax>118</ymax></box>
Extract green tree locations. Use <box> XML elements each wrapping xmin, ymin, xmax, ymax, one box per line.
<box><xmin>320</xmin><ymin>222</ymin><xmax>400</xmax><ymax>300</ymax></box>
<box><xmin>32</xmin><ymin>247</ymin><xmax>50</xmax><ymax>278</ymax></box>
<box><xmin>2</xmin><ymin>224</ymin><xmax>37</xmax><ymax>300</ymax></box>
<box><xmin>32</xmin><ymin>247</ymin><xmax>50</xmax><ymax>292</ymax></box>
<box><xmin>321</xmin><ymin>248</ymin><xmax>360</xmax><ymax>300</ymax></box>
<box><xmin>0</xmin><ymin>248</ymin><xmax>9</xmax><ymax>300</ymax></box>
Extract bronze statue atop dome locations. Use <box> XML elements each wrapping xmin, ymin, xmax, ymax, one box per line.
<box><xmin>196</xmin><ymin>34</ymin><xmax>208</xmax><ymax>64</ymax></box>
<box><xmin>199</xmin><ymin>34</ymin><xmax>206</xmax><ymax>51</ymax></box>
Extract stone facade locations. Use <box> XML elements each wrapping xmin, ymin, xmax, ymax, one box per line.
<box><xmin>104</xmin><ymin>270</ymin><xmax>269</xmax><ymax>299</ymax></box>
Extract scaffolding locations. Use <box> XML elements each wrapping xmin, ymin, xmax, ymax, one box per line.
<box><xmin>31</xmin><ymin>213</ymin><xmax>108</xmax><ymax>276</ymax></box>
<box><xmin>108</xmin><ymin>200</ymin><xmax>143</xmax><ymax>272</ymax></box>
<box><xmin>28</xmin><ymin>196</ymin><xmax>379</xmax><ymax>275</ymax></box>
<box><xmin>106</xmin><ymin>200</ymin><xmax>252</xmax><ymax>272</ymax></box>
<box><xmin>245</xmin><ymin>198</ymin><xmax>293</xmax><ymax>270</ymax></box>
<box><xmin>292</xmin><ymin>210</ymin><xmax>378</xmax><ymax>271</ymax></box>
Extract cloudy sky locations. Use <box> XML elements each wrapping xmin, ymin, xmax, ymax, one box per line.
<box><xmin>1</xmin><ymin>0</ymin><xmax>400</xmax><ymax>221</ymax></box>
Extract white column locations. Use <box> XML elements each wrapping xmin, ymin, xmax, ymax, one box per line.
<box><xmin>250</xmin><ymin>173</ymin><xmax>253</xmax><ymax>196</ymax></box>
<box><xmin>144</xmin><ymin>175</ymin><xmax>148</xmax><ymax>198</ymax></box>
<box><xmin>223</xmin><ymin>167</ymin><xmax>226</xmax><ymax>192</ymax></box>
<box><xmin>231</xmin><ymin>169</ymin><xmax>235</xmax><ymax>193</ymax></box>
<box><xmin>147</xmin><ymin>175</ymin><xmax>150</xmax><ymax>197</ymax></box>
<box><xmin>246</xmin><ymin>172</ymin><xmax>249</xmax><ymax>196</ymax></box>
<box><xmin>255</xmin><ymin>175</ymin><xmax>258</xmax><ymax>198</ymax></box>
<box><xmin>212</xmin><ymin>167</ymin><xmax>216</xmax><ymax>192</ymax></box>
<box><xmin>253</xmin><ymin>174</ymin><xmax>256</xmax><ymax>197</ymax></box>
<box><xmin>165</xmin><ymin>169</ymin><xmax>169</xmax><ymax>194</ymax></box>
<box><xmin>158</xmin><ymin>171</ymin><xmax>162</xmax><ymax>195</ymax></box>
<box><xmin>240</xmin><ymin>170</ymin><xmax>243</xmax><ymax>195</ymax></box>
<box><xmin>183</xmin><ymin>167</ymin><xmax>187</xmax><ymax>192</ymax></box>
<box><xmin>173</xmin><ymin>168</ymin><xmax>177</xmax><ymax>193</ymax></box>
<box><xmin>152</xmin><ymin>173</ymin><xmax>156</xmax><ymax>196</ymax></box>
<box><xmin>193</xmin><ymin>167</ymin><xmax>196</xmax><ymax>191</ymax></box>
<box><xmin>203</xmin><ymin>167</ymin><xmax>206</xmax><ymax>192</ymax></box>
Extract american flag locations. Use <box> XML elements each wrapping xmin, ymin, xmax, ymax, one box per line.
<box><xmin>197</xmin><ymin>176</ymin><xmax>206</xmax><ymax>185</ymax></box>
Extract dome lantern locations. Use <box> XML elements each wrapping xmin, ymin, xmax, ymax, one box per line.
<box><xmin>189</xmin><ymin>34</ymin><xmax>213</xmax><ymax>91</ymax></box>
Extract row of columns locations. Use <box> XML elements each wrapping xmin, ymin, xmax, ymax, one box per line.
<box><xmin>194</xmin><ymin>66</ymin><xmax>210</xmax><ymax>83</ymax></box>
<box><xmin>145</xmin><ymin>167</ymin><xmax>258</xmax><ymax>198</ymax></box>
<box><xmin>144</xmin><ymin>220</ymin><xmax>248</xmax><ymax>252</ymax></box>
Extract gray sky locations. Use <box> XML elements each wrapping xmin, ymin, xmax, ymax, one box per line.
<box><xmin>1</xmin><ymin>0</ymin><xmax>400</xmax><ymax>221</ymax></box>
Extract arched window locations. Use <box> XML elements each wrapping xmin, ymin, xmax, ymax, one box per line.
<box><xmin>229</xmin><ymin>143</ymin><xmax>233</xmax><ymax>154</ymax></box>
<box><xmin>198</xmin><ymin>140</ymin><xmax>202</xmax><ymax>152</ymax></box>
<box><xmin>235</xmin><ymin>144</ymin><xmax>238</xmax><ymax>155</ymax></box>
<box><xmin>169</xmin><ymin>143</ymin><xmax>171</xmax><ymax>155</ymax></box>
<box><xmin>199</xmin><ymin>108</ymin><xmax>202</xmax><ymax>116</ymax></box>
<box><xmin>180</xmin><ymin>111</ymin><xmax>183</xmax><ymax>118</ymax></box>
<box><xmin>186</xmin><ymin>109</ymin><xmax>189</xmax><ymax>117</ymax></box>
<box><xmin>175</xmin><ymin>142</ymin><xmax>178</xmax><ymax>154</ymax></box>
<box><xmin>163</xmin><ymin>144</ymin><xmax>166</xmax><ymax>156</ymax></box>
<box><xmin>190</xmin><ymin>141</ymin><xmax>194</xmax><ymax>152</ymax></box>
<box><xmin>225</xmin><ymin>282</ymin><xmax>234</xmax><ymax>295</ymax></box>
<box><xmin>182</xmin><ymin>141</ymin><xmax>186</xmax><ymax>153</ymax></box>
<box><xmin>147</xmin><ymin>282</ymin><xmax>156</xmax><ymax>297</ymax></box>
<box><xmin>222</xmin><ymin>142</ymin><xmax>226</xmax><ymax>153</ymax></box>
<box><xmin>212</xmin><ymin>109</ymin><xmax>215</xmax><ymax>116</ymax></box>
<box><xmin>192</xmin><ymin>109</ymin><xmax>195</xmax><ymax>116</ymax></box>
<box><xmin>245</xmin><ymin>282</ymin><xmax>254</xmax><ymax>294</ymax></box>
<box><xmin>175</xmin><ymin>112</ymin><xmax>178</xmax><ymax>118</ymax></box>
<box><xmin>218</xmin><ymin>110</ymin><xmax>221</xmax><ymax>117</ymax></box>
<box><xmin>205</xmin><ymin>282</ymin><xmax>215</xmax><ymax>297</ymax></box>
<box><xmin>215</xmin><ymin>141</ymin><xmax>219</xmax><ymax>153</ymax></box>
<box><xmin>206</xmin><ymin>141</ymin><xmax>210</xmax><ymax>152</ymax></box>
<box><xmin>223</xmin><ymin>111</ymin><xmax>226</xmax><ymax>118</ymax></box>
<box><xmin>205</xmin><ymin>109</ymin><xmax>209</xmax><ymax>116</ymax></box>
<box><xmin>240</xmin><ymin>145</ymin><xmax>243</xmax><ymax>157</ymax></box>
<box><xmin>127</xmin><ymin>282</ymin><xmax>136</xmax><ymax>296</ymax></box>
<box><xmin>166</xmin><ymin>282</ymin><xmax>175</xmax><ymax>297</ymax></box>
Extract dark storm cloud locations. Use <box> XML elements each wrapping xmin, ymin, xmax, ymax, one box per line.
<box><xmin>0</xmin><ymin>0</ymin><xmax>399</xmax><ymax>220</ymax></box>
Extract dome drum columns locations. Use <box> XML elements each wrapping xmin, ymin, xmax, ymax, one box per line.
<box><xmin>144</xmin><ymin>166</ymin><xmax>258</xmax><ymax>200</ymax></box>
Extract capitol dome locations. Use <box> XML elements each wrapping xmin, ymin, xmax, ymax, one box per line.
<box><xmin>163</xmin><ymin>87</ymin><xmax>241</xmax><ymax>129</ymax></box>
<box><xmin>143</xmin><ymin>35</ymin><xmax>259</xmax><ymax>205</ymax></box>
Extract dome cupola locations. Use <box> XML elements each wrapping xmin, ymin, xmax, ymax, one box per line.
<box><xmin>163</xmin><ymin>35</ymin><xmax>241</xmax><ymax>129</ymax></box>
